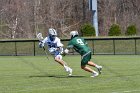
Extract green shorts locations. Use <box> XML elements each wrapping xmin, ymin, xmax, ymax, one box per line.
<box><xmin>81</xmin><ymin>52</ymin><xmax>91</xmax><ymax>66</ymax></box>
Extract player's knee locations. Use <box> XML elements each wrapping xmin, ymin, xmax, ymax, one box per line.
<box><xmin>54</xmin><ymin>57</ymin><xmax>57</xmax><ymax>61</ymax></box>
<box><xmin>54</xmin><ymin>55</ymin><xmax>62</xmax><ymax>62</ymax></box>
<box><xmin>56</xmin><ymin>55</ymin><xmax>62</xmax><ymax>60</ymax></box>
<box><xmin>81</xmin><ymin>65</ymin><xmax>85</xmax><ymax>69</ymax></box>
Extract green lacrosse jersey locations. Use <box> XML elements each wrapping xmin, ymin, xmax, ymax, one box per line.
<box><xmin>67</xmin><ymin>36</ymin><xmax>91</xmax><ymax>56</ymax></box>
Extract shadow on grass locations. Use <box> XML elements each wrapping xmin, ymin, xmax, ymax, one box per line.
<box><xmin>29</xmin><ymin>74</ymin><xmax>86</xmax><ymax>78</ymax></box>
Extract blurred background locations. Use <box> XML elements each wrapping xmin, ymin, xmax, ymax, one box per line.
<box><xmin>0</xmin><ymin>0</ymin><xmax>140</xmax><ymax>39</ymax></box>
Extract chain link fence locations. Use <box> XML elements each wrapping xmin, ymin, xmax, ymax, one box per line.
<box><xmin>0</xmin><ymin>37</ymin><xmax>140</xmax><ymax>56</ymax></box>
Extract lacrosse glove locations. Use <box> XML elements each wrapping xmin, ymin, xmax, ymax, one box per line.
<box><xmin>39</xmin><ymin>42</ymin><xmax>44</xmax><ymax>48</ymax></box>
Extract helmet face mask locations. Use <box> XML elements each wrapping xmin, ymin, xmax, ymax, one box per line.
<box><xmin>48</xmin><ymin>28</ymin><xmax>57</xmax><ymax>41</ymax></box>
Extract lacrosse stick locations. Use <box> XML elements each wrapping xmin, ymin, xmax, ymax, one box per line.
<box><xmin>36</xmin><ymin>33</ymin><xmax>50</xmax><ymax>60</ymax></box>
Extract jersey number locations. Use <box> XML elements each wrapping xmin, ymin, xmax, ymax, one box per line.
<box><xmin>77</xmin><ymin>39</ymin><xmax>84</xmax><ymax>45</ymax></box>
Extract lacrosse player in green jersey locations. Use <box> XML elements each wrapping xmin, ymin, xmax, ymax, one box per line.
<box><xmin>63</xmin><ymin>31</ymin><xmax>102</xmax><ymax>77</ymax></box>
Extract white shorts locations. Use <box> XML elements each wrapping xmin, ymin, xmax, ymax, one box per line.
<box><xmin>55</xmin><ymin>55</ymin><xmax>62</xmax><ymax>60</ymax></box>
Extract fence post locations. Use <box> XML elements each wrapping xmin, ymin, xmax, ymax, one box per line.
<box><xmin>33</xmin><ymin>41</ymin><xmax>36</xmax><ymax>56</ymax></box>
<box><xmin>113</xmin><ymin>39</ymin><xmax>115</xmax><ymax>55</ymax></box>
<box><xmin>92</xmin><ymin>39</ymin><xmax>94</xmax><ymax>55</ymax></box>
<box><xmin>135</xmin><ymin>39</ymin><xmax>137</xmax><ymax>55</ymax></box>
<box><xmin>15</xmin><ymin>42</ymin><xmax>17</xmax><ymax>56</ymax></box>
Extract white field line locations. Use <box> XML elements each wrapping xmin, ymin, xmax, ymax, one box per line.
<box><xmin>0</xmin><ymin>85</ymin><xmax>70</xmax><ymax>93</ymax></box>
<box><xmin>112</xmin><ymin>89</ymin><xmax>140</xmax><ymax>93</ymax></box>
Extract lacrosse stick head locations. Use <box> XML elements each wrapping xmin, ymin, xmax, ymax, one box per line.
<box><xmin>37</xmin><ymin>33</ymin><xmax>44</xmax><ymax>41</ymax></box>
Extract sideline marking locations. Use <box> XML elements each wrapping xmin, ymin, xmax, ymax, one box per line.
<box><xmin>112</xmin><ymin>90</ymin><xmax>140</xmax><ymax>93</ymax></box>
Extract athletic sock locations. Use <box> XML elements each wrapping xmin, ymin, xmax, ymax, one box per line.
<box><xmin>92</xmin><ymin>70</ymin><xmax>98</xmax><ymax>74</ymax></box>
<box><xmin>64</xmin><ymin>65</ymin><xmax>69</xmax><ymax>72</ymax></box>
<box><xmin>94</xmin><ymin>64</ymin><xmax>100</xmax><ymax>68</ymax></box>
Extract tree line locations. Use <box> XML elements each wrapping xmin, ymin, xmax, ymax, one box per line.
<box><xmin>0</xmin><ymin>0</ymin><xmax>139</xmax><ymax>39</ymax></box>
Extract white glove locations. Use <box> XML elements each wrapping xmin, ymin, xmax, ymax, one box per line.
<box><xmin>49</xmin><ymin>47</ymin><xmax>57</xmax><ymax>53</ymax></box>
<box><xmin>39</xmin><ymin>42</ymin><xmax>44</xmax><ymax>48</ymax></box>
<box><xmin>59</xmin><ymin>47</ymin><xmax>63</xmax><ymax>54</ymax></box>
<box><xmin>61</xmin><ymin>49</ymin><xmax>69</xmax><ymax>56</ymax></box>
<box><xmin>64</xmin><ymin>49</ymin><xmax>69</xmax><ymax>54</ymax></box>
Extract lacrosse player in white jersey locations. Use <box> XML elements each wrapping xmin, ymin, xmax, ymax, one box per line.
<box><xmin>39</xmin><ymin>28</ymin><xmax>72</xmax><ymax>76</ymax></box>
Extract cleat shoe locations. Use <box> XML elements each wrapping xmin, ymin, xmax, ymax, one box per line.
<box><xmin>97</xmin><ymin>66</ymin><xmax>102</xmax><ymax>74</ymax></box>
<box><xmin>64</xmin><ymin>65</ymin><xmax>69</xmax><ymax>72</ymax></box>
<box><xmin>68</xmin><ymin>67</ymin><xmax>73</xmax><ymax>76</ymax></box>
<box><xmin>64</xmin><ymin>66</ymin><xmax>73</xmax><ymax>76</ymax></box>
<box><xmin>91</xmin><ymin>72</ymin><xmax>99</xmax><ymax>77</ymax></box>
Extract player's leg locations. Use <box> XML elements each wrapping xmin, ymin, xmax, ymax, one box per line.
<box><xmin>83</xmin><ymin>52</ymin><xmax>102</xmax><ymax>74</ymax></box>
<box><xmin>54</xmin><ymin>55</ymin><xmax>64</xmax><ymax>66</ymax></box>
<box><xmin>53</xmin><ymin>51</ymin><xmax>66</xmax><ymax>66</ymax></box>
<box><xmin>54</xmin><ymin>55</ymin><xmax>72</xmax><ymax>76</ymax></box>
<box><xmin>81</xmin><ymin>65</ymin><xmax>98</xmax><ymax>77</ymax></box>
<box><xmin>81</xmin><ymin>53</ymin><xmax>99</xmax><ymax>77</ymax></box>
<box><xmin>87</xmin><ymin>61</ymin><xmax>102</xmax><ymax>74</ymax></box>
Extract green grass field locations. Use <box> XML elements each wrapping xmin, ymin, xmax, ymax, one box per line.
<box><xmin>0</xmin><ymin>55</ymin><xmax>140</xmax><ymax>93</ymax></box>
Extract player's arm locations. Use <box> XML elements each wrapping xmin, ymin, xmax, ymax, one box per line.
<box><xmin>62</xmin><ymin>45</ymin><xmax>73</xmax><ymax>56</ymax></box>
<box><xmin>61</xmin><ymin>39</ymin><xmax>73</xmax><ymax>56</ymax></box>
<box><xmin>55</xmin><ymin>38</ymin><xmax>64</xmax><ymax>52</ymax></box>
<box><xmin>39</xmin><ymin>37</ymin><xmax>48</xmax><ymax>48</ymax></box>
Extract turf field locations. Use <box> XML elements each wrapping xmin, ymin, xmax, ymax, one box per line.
<box><xmin>0</xmin><ymin>55</ymin><xmax>140</xmax><ymax>93</ymax></box>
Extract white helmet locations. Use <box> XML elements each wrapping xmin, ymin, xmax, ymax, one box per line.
<box><xmin>48</xmin><ymin>28</ymin><xmax>57</xmax><ymax>36</ymax></box>
<box><xmin>48</xmin><ymin>28</ymin><xmax>57</xmax><ymax>41</ymax></box>
<box><xmin>70</xmin><ymin>31</ymin><xmax>79</xmax><ymax>38</ymax></box>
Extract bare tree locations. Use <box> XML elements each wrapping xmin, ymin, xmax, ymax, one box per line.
<box><xmin>98</xmin><ymin>0</ymin><xmax>140</xmax><ymax>35</ymax></box>
<box><xmin>0</xmin><ymin>0</ymin><xmax>140</xmax><ymax>39</ymax></box>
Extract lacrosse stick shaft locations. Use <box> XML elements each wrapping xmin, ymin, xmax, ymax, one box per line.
<box><xmin>43</xmin><ymin>47</ymin><xmax>50</xmax><ymax>60</ymax></box>
<box><xmin>37</xmin><ymin>33</ymin><xmax>50</xmax><ymax>60</ymax></box>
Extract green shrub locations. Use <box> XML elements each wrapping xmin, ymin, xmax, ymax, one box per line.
<box><xmin>125</xmin><ymin>25</ymin><xmax>137</xmax><ymax>36</ymax></box>
<box><xmin>80</xmin><ymin>23</ymin><xmax>95</xmax><ymax>36</ymax></box>
<box><xmin>108</xmin><ymin>24</ymin><xmax>121</xmax><ymax>36</ymax></box>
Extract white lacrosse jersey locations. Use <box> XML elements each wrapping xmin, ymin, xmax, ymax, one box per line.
<box><xmin>41</xmin><ymin>36</ymin><xmax>63</xmax><ymax>56</ymax></box>
<box><xmin>42</xmin><ymin>37</ymin><xmax>63</xmax><ymax>48</ymax></box>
